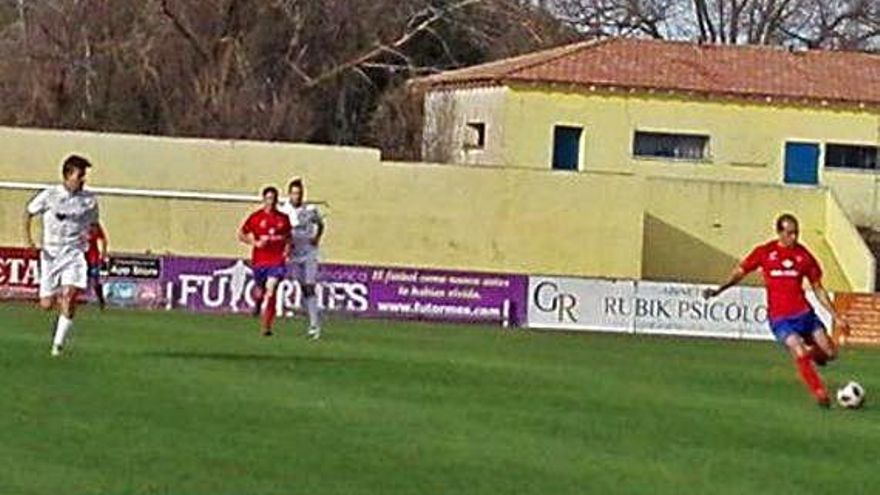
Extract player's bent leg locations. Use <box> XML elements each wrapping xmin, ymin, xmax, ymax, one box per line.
<box><xmin>38</xmin><ymin>261</ymin><xmax>59</xmax><ymax>312</ymax></box>
<box><xmin>51</xmin><ymin>287</ymin><xmax>80</xmax><ymax>357</ymax></box>
<box><xmin>303</xmin><ymin>283</ymin><xmax>321</xmax><ymax>339</ymax></box>
<box><xmin>59</xmin><ymin>286</ymin><xmax>79</xmax><ymax>318</ymax></box>
<box><xmin>251</xmin><ymin>285</ymin><xmax>265</xmax><ymax>318</ymax></box>
<box><xmin>96</xmin><ymin>282</ymin><xmax>105</xmax><ymax>310</ymax></box>
<box><xmin>302</xmin><ymin>258</ymin><xmax>321</xmax><ymax>339</ymax></box>
<box><xmin>806</xmin><ymin>345</ymin><xmax>828</xmax><ymax>367</ymax></box>
<box><xmin>784</xmin><ymin>334</ymin><xmax>808</xmax><ymax>359</ymax></box>
<box><xmin>786</xmin><ymin>335</ymin><xmax>829</xmax><ymax>407</ymax></box>
<box><xmin>93</xmin><ymin>277</ymin><xmax>106</xmax><ymax>311</ymax></box>
<box><xmin>260</xmin><ymin>277</ymin><xmax>280</xmax><ymax>336</ymax></box>
<box><xmin>264</xmin><ymin>277</ymin><xmax>279</xmax><ymax>298</ymax></box>
<box><xmin>38</xmin><ymin>296</ymin><xmax>55</xmax><ymax>311</ymax></box>
<box><xmin>811</xmin><ymin>329</ymin><xmax>837</xmax><ymax>362</ymax></box>
<box><xmin>87</xmin><ymin>266</ymin><xmax>105</xmax><ymax>310</ymax></box>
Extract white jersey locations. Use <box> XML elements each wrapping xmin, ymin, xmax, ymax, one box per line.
<box><xmin>27</xmin><ymin>185</ymin><xmax>99</xmax><ymax>257</ymax></box>
<box><xmin>278</xmin><ymin>200</ymin><xmax>323</xmax><ymax>261</ymax></box>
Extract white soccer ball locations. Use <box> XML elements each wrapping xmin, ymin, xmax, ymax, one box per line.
<box><xmin>836</xmin><ymin>381</ymin><xmax>866</xmax><ymax>409</ymax></box>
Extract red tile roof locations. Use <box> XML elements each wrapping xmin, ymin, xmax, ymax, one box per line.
<box><xmin>414</xmin><ymin>38</ymin><xmax>880</xmax><ymax>108</ymax></box>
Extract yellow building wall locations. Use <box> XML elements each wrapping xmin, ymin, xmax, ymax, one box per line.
<box><xmin>429</xmin><ymin>85</ymin><xmax>880</xmax><ymax>231</ymax></box>
<box><xmin>0</xmin><ymin>126</ymin><xmax>381</xmax><ymax>193</ymax></box>
<box><xmin>0</xmin><ymin>126</ymin><xmax>872</xmax><ymax>291</ymax></box>
<box><xmin>502</xmin><ymin>86</ymin><xmax>880</xmax><ymax>182</ymax></box>
<box><xmin>0</xmin><ymin>127</ymin><xmax>644</xmax><ymax>279</ymax></box>
<box><xmin>826</xmin><ymin>191</ymin><xmax>876</xmax><ymax>292</ymax></box>
<box><xmin>643</xmin><ymin>178</ymin><xmax>853</xmax><ymax>291</ymax></box>
<box><xmin>824</xmin><ymin>171</ymin><xmax>880</xmax><ymax>229</ymax></box>
<box><xmin>423</xmin><ymin>87</ymin><xmax>508</xmax><ymax>166</ymax></box>
<box><xmin>0</xmin><ymin>190</ymin><xmax>248</xmax><ymax>257</ymax></box>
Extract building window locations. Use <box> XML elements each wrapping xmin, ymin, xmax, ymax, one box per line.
<box><xmin>633</xmin><ymin>132</ymin><xmax>709</xmax><ymax>160</ymax></box>
<box><xmin>825</xmin><ymin>144</ymin><xmax>878</xmax><ymax>170</ymax></box>
<box><xmin>464</xmin><ymin>122</ymin><xmax>486</xmax><ymax>149</ymax></box>
<box><xmin>552</xmin><ymin>125</ymin><xmax>583</xmax><ymax>171</ymax></box>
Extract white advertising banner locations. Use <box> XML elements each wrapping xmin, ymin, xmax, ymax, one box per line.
<box><xmin>527</xmin><ymin>277</ymin><xmax>635</xmax><ymax>333</ymax></box>
<box><xmin>527</xmin><ymin>276</ymin><xmax>832</xmax><ymax>342</ymax></box>
<box><xmin>736</xmin><ymin>286</ymin><xmax>774</xmax><ymax>341</ymax></box>
<box><xmin>632</xmin><ymin>281</ymin><xmax>769</xmax><ymax>340</ymax></box>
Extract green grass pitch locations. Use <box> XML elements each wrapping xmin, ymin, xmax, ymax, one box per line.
<box><xmin>0</xmin><ymin>302</ymin><xmax>877</xmax><ymax>494</ymax></box>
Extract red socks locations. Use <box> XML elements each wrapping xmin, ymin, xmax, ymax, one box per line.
<box><xmin>261</xmin><ymin>294</ymin><xmax>277</xmax><ymax>331</ymax></box>
<box><xmin>795</xmin><ymin>354</ymin><xmax>827</xmax><ymax>401</ymax></box>
<box><xmin>252</xmin><ymin>288</ymin><xmax>264</xmax><ymax>315</ymax></box>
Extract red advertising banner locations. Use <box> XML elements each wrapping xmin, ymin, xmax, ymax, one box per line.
<box><xmin>0</xmin><ymin>247</ymin><xmax>39</xmax><ymax>300</ymax></box>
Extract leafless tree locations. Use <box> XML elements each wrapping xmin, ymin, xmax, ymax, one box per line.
<box><xmin>551</xmin><ymin>0</ymin><xmax>685</xmax><ymax>39</ymax></box>
<box><xmin>549</xmin><ymin>0</ymin><xmax>880</xmax><ymax>48</ymax></box>
<box><xmin>3</xmin><ymin>0</ymin><xmax>870</xmax><ymax>160</ymax></box>
<box><xmin>0</xmin><ymin>0</ymin><xmax>572</xmax><ymax>157</ymax></box>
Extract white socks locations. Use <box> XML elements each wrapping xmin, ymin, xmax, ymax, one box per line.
<box><xmin>53</xmin><ymin>315</ymin><xmax>73</xmax><ymax>348</ymax></box>
<box><xmin>305</xmin><ymin>295</ymin><xmax>320</xmax><ymax>330</ymax></box>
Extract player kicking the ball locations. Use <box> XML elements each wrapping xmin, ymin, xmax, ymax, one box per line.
<box><xmin>703</xmin><ymin>214</ymin><xmax>850</xmax><ymax>407</ymax></box>
<box><xmin>239</xmin><ymin>187</ymin><xmax>292</xmax><ymax>337</ymax></box>
<box><xmin>23</xmin><ymin>155</ymin><xmax>100</xmax><ymax>357</ymax></box>
<box><xmin>279</xmin><ymin>177</ymin><xmax>325</xmax><ymax>340</ymax></box>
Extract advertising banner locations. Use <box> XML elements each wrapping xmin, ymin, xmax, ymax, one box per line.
<box><xmin>99</xmin><ymin>255</ymin><xmax>165</xmax><ymax>309</ymax></box>
<box><xmin>832</xmin><ymin>293</ymin><xmax>880</xmax><ymax>346</ymax></box>
<box><xmin>0</xmin><ymin>247</ymin><xmax>39</xmax><ymax>300</ymax></box>
<box><xmin>526</xmin><ymin>275</ymin><xmax>841</xmax><ymax>341</ymax></box>
<box><xmin>0</xmin><ymin>247</ymin><xmax>164</xmax><ymax>308</ymax></box>
<box><xmin>105</xmin><ymin>256</ymin><xmax>162</xmax><ymax>279</ymax></box>
<box><xmin>527</xmin><ymin>277</ymin><xmax>635</xmax><ymax>333</ymax></box>
<box><xmin>162</xmin><ymin>256</ymin><xmax>527</xmax><ymax>325</ymax></box>
<box><xmin>631</xmin><ymin>281</ymin><xmax>767</xmax><ymax>339</ymax></box>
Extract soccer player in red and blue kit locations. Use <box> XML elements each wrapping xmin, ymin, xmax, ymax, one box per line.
<box><xmin>86</xmin><ymin>222</ymin><xmax>108</xmax><ymax>310</ymax></box>
<box><xmin>703</xmin><ymin>214</ymin><xmax>850</xmax><ymax>407</ymax></box>
<box><xmin>239</xmin><ymin>187</ymin><xmax>292</xmax><ymax>336</ymax></box>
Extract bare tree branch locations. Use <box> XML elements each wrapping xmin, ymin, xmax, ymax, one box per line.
<box><xmin>301</xmin><ymin>0</ymin><xmax>484</xmax><ymax>89</ymax></box>
<box><xmin>160</xmin><ymin>0</ymin><xmax>209</xmax><ymax>63</ymax></box>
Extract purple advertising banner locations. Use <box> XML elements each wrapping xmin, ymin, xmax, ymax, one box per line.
<box><xmin>161</xmin><ymin>255</ymin><xmax>527</xmax><ymax>326</ymax></box>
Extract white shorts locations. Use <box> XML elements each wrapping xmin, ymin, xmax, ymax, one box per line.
<box><xmin>290</xmin><ymin>258</ymin><xmax>319</xmax><ymax>285</ymax></box>
<box><xmin>40</xmin><ymin>250</ymin><xmax>88</xmax><ymax>298</ymax></box>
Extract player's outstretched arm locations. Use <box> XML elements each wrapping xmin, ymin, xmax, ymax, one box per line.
<box><xmin>811</xmin><ymin>281</ymin><xmax>850</xmax><ymax>335</ymax></box>
<box><xmin>703</xmin><ymin>266</ymin><xmax>747</xmax><ymax>299</ymax></box>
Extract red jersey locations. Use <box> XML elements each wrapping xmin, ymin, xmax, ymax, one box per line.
<box><xmin>240</xmin><ymin>208</ymin><xmax>291</xmax><ymax>267</ymax></box>
<box><xmin>86</xmin><ymin>224</ymin><xmax>106</xmax><ymax>266</ymax></box>
<box><xmin>740</xmin><ymin>240</ymin><xmax>823</xmax><ymax>321</ymax></box>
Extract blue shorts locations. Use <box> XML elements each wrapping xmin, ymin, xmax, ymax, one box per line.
<box><xmin>253</xmin><ymin>265</ymin><xmax>287</xmax><ymax>287</ymax></box>
<box><xmin>87</xmin><ymin>264</ymin><xmax>102</xmax><ymax>279</ymax></box>
<box><xmin>769</xmin><ymin>310</ymin><xmax>824</xmax><ymax>344</ymax></box>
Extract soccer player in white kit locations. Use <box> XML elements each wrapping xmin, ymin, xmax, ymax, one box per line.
<box><xmin>23</xmin><ymin>155</ymin><xmax>100</xmax><ymax>357</ymax></box>
<box><xmin>278</xmin><ymin>177</ymin><xmax>325</xmax><ymax>339</ymax></box>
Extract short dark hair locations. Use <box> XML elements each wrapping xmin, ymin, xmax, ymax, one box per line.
<box><xmin>288</xmin><ymin>177</ymin><xmax>303</xmax><ymax>191</ymax></box>
<box><xmin>776</xmin><ymin>213</ymin><xmax>799</xmax><ymax>232</ymax></box>
<box><xmin>262</xmin><ymin>186</ymin><xmax>279</xmax><ymax>197</ymax></box>
<box><xmin>61</xmin><ymin>155</ymin><xmax>92</xmax><ymax>178</ymax></box>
